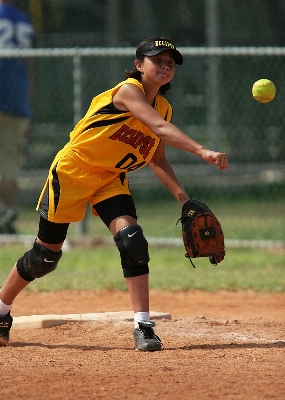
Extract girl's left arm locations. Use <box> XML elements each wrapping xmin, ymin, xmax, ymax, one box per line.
<box><xmin>148</xmin><ymin>142</ymin><xmax>190</xmax><ymax>206</ymax></box>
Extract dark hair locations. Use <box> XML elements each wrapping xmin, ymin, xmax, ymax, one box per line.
<box><xmin>125</xmin><ymin>63</ymin><xmax>171</xmax><ymax>96</ymax></box>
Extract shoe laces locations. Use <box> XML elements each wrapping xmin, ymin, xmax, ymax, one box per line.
<box><xmin>139</xmin><ymin>324</ymin><xmax>162</xmax><ymax>343</ymax></box>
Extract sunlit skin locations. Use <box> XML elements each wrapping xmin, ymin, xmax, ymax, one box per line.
<box><xmin>134</xmin><ymin>50</ymin><xmax>176</xmax><ymax>101</ymax></box>
<box><xmin>141</xmin><ymin>51</ymin><xmax>176</xmax><ymax>86</ymax></box>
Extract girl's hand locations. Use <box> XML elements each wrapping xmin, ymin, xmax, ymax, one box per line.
<box><xmin>201</xmin><ymin>149</ymin><xmax>229</xmax><ymax>170</ymax></box>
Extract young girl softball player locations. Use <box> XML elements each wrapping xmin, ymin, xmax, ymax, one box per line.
<box><xmin>0</xmin><ymin>37</ymin><xmax>228</xmax><ymax>351</ymax></box>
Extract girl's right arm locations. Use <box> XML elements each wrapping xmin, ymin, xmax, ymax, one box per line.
<box><xmin>113</xmin><ymin>83</ymin><xmax>228</xmax><ymax>171</ymax></box>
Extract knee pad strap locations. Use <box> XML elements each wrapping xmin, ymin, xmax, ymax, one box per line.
<box><xmin>17</xmin><ymin>241</ymin><xmax>62</xmax><ymax>281</ymax></box>
<box><xmin>114</xmin><ymin>224</ymin><xmax>149</xmax><ymax>278</ymax></box>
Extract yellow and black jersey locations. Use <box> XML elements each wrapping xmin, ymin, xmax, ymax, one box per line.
<box><xmin>65</xmin><ymin>78</ymin><xmax>173</xmax><ymax>173</ymax></box>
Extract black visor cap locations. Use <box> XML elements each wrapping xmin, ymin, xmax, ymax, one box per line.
<box><xmin>136</xmin><ymin>38</ymin><xmax>183</xmax><ymax>65</ymax></box>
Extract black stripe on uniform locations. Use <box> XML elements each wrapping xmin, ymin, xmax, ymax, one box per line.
<box><xmin>51</xmin><ymin>163</ymin><xmax>60</xmax><ymax>213</ymax></box>
<box><xmin>91</xmin><ymin>103</ymin><xmax>126</xmax><ymax>116</ymax></box>
<box><xmin>82</xmin><ymin>115</ymin><xmax>129</xmax><ymax>132</ymax></box>
<box><xmin>38</xmin><ymin>182</ymin><xmax>49</xmax><ymax>219</ymax></box>
<box><xmin>82</xmin><ymin>102</ymin><xmax>130</xmax><ymax>132</ymax></box>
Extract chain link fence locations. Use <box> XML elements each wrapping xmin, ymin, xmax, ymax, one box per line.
<box><xmin>0</xmin><ymin>47</ymin><xmax>284</xmax><ymax>205</ymax></box>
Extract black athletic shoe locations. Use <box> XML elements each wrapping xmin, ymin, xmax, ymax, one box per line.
<box><xmin>134</xmin><ymin>321</ymin><xmax>162</xmax><ymax>351</ymax></box>
<box><xmin>0</xmin><ymin>312</ymin><xmax>13</xmax><ymax>346</ymax></box>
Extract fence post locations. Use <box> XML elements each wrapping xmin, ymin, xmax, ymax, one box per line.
<box><xmin>73</xmin><ymin>54</ymin><xmax>87</xmax><ymax>235</ymax></box>
<box><xmin>205</xmin><ymin>0</ymin><xmax>221</xmax><ymax>150</ymax></box>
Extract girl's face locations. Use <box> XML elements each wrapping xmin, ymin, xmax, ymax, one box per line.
<box><xmin>136</xmin><ymin>50</ymin><xmax>176</xmax><ymax>86</ymax></box>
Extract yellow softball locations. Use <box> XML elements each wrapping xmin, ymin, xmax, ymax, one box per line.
<box><xmin>252</xmin><ymin>79</ymin><xmax>276</xmax><ymax>103</ymax></box>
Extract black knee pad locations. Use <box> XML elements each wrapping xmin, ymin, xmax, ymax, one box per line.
<box><xmin>114</xmin><ymin>224</ymin><xmax>149</xmax><ymax>278</ymax></box>
<box><xmin>16</xmin><ymin>241</ymin><xmax>62</xmax><ymax>281</ymax></box>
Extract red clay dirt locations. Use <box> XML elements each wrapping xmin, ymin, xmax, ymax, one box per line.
<box><xmin>1</xmin><ymin>289</ymin><xmax>285</xmax><ymax>400</ymax></box>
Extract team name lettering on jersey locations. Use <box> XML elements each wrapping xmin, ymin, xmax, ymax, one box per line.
<box><xmin>109</xmin><ymin>124</ymin><xmax>156</xmax><ymax>160</ymax></box>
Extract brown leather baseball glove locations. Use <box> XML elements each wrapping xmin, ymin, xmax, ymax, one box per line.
<box><xmin>177</xmin><ymin>199</ymin><xmax>225</xmax><ymax>268</ymax></box>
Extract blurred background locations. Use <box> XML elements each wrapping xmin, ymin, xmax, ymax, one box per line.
<box><xmin>1</xmin><ymin>0</ymin><xmax>284</xmax><ymax>238</ymax></box>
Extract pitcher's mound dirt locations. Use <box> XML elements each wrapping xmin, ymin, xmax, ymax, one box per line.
<box><xmin>1</xmin><ymin>289</ymin><xmax>285</xmax><ymax>400</ymax></box>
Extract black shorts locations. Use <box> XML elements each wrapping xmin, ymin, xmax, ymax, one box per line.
<box><xmin>93</xmin><ymin>194</ymin><xmax>137</xmax><ymax>227</ymax></box>
<box><xmin>37</xmin><ymin>194</ymin><xmax>137</xmax><ymax>244</ymax></box>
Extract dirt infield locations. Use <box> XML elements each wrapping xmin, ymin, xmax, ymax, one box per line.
<box><xmin>1</xmin><ymin>290</ymin><xmax>285</xmax><ymax>399</ymax></box>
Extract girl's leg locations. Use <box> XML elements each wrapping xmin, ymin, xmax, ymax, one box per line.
<box><xmin>0</xmin><ymin>236</ymin><xmax>65</xmax><ymax>347</ymax></box>
<box><xmin>109</xmin><ymin>215</ymin><xmax>161</xmax><ymax>351</ymax></box>
<box><xmin>124</xmin><ymin>274</ymin><xmax>149</xmax><ymax>313</ymax></box>
<box><xmin>0</xmin><ymin>239</ymin><xmax>64</xmax><ymax>306</ymax></box>
<box><xmin>0</xmin><ymin>217</ymin><xmax>69</xmax><ymax>345</ymax></box>
<box><xmin>0</xmin><ymin>264</ymin><xmax>31</xmax><ymax>306</ymax></box>
<box><xmin>94</xmin><ymin>195</ymin><xmax>162</xmax><ymax>350</ymax></box>
<box><xmin>108</xmin><ymin>215</ymin><xmax>150</xmax><ymax>313</ymax></box>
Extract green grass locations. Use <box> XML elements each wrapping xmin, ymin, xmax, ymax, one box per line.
<box><xmin>0</xmin><ymin>246</ymin><xmax>284</xmax><ymax>292</ymax></box>
<box><xmin>1</xmin><ymin>198</ymin><xmax>284</xmax><ymax>293</ymax></box>
<box><xmin>16</xmin><ymin>198</ymin><xmax>285</xmax><ymax>241</ymax></box>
